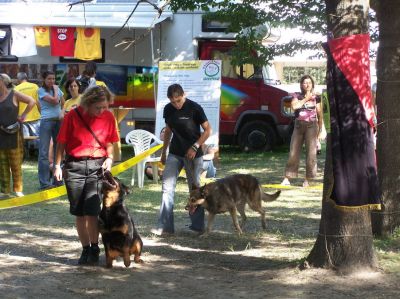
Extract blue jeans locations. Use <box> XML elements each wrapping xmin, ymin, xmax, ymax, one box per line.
<box><xmin>158</xmin><ymin>154</ymin><xmax>204</xmax><ymax>233</ymax></box>
<box><xmin>22</xmin><ymin>120</ymin><xmax>40</xmax><ymax>149</ymax></box>
<box><xmin>38</xmin><ymin>118</ymin><xmax>61</xmax><ymax>189</ymax></box>
<box><xmin>203</xmin><ymin>160</ymin><xmax>216</xmax><ymax>178</ymax></box>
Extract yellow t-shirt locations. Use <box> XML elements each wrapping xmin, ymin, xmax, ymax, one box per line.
<box><xmin>15</xmin><ymin>81</ymin><xmax>40</xmax><ymax>122</ymax></box>
<box><xmin>34</xmin><ymin>26</ymin><xmax>50</xmax><ymax>47</ymax></box>
<box><xmin>63</xmin><ymin>95</ymin><xmax>81</xmax><ymax>114</ymax></box>
<box><xmin>74</xmin><ymin>27</ymin><xmax>102</xmax><ymax>61</ymax></box>
<box><xmin>96</xmin><ymin>80</ymin><xmax>107</xmax><ymax>87</ymax></box>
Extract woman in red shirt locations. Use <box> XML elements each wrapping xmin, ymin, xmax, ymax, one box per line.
<box><xmin>54</xmin><ymin>86</ymin><xmax>119</xmax><ymax>266</ymax></box>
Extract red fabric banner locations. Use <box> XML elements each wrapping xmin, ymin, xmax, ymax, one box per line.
<box><xmin>325</xmin><ymin>33</ymin><xmax>381</xmax><ymax>209</ymax></box>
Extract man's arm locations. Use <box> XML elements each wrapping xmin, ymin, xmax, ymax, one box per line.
<box><xmin>186</xmin><ymin>121</ymin><xmax>212</xmax><ymax>160</ymax></box>
<box><xmin>160</xmin><ymin>125</ymin><xmax>172</xmax><ymax>164</ymax></box>
<box><xmin>196</xmin><ymin>121</ymin><xmax>211</xmax><ymax>147</ymax></box>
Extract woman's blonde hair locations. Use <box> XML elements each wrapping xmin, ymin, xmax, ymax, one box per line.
<box><xmin>80</xmin><ymin>85</ymin><xmax>114</xmax><ymax>108</ymax></box>
<box><xmin>0</xmin><ymin>73</ymin><xmax>13</xmax><ymax>89</ymax></box>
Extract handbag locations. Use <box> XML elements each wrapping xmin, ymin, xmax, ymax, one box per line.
<box><xmin>74</xmin><ymin>108</ymin><xmax>106</xmax><ymax>150</ymax></box>
<box><xmin>0</xmin><ymin>121</ymin><xmax>20</xmax><ymax>134</ymax></box>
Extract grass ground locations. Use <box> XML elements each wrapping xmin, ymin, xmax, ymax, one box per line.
<box><xmin>0</xmin><ymin>144</ymin><xmax>399</xmax><ymax>298</ymax></box>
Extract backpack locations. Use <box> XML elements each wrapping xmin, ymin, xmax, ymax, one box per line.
<box><xmin>78</xmin><ymin>76</ymin><xmax>97</xmax><ymax>93</ymax></box>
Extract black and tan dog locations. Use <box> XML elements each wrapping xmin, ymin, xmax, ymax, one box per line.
<box><xmin>186</xmin><ymin>174</ymin><xmax>280</xmax><ymax>235</ymax></box>
<box><xmin>99</xmin><ymin>170</ymin><xmax>143</xmax><ymax>268</ymax></box>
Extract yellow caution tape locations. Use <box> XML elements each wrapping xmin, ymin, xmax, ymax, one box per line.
<box><xmin>262</xmin><ymin>183</ymin><xmax>323</xmax><ymax>190</ymax></box>
<box><xmin>0</xmin><ymin>144</ymin><xmax>163</xmax><ymax>210</ymax></box>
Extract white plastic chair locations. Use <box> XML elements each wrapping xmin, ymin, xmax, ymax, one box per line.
<box><xmin>125</xmin><ymin>129</ymin><xmax>163</xmax><ymax>188</ymax></box>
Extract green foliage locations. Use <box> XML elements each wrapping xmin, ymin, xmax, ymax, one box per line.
<box><xmin>168</xmin><ymin>0</ymin><xmax>377</xmax><ymax>66</ymax></box>
<box><xmin>283</xmin><ymin>66</ymin><xmax>326</xmax><ymax>85</ymax></box>
<box><xmin>169</xmin><ymin>0</ymin><xmax>327</xmax><ymax>66</ymax></box>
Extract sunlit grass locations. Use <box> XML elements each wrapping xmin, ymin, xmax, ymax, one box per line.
<box><xmin>0</xmin><ymin>143</ymin><xmax>399</xmax><ymax>274</ymax></box>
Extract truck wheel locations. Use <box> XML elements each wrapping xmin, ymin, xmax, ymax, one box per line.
<box><xmin>238</xmin><ymin>121</ymin><xmax>276</xmax><ymax>152</ymax></box>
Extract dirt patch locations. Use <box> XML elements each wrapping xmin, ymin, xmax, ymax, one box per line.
<box><xmin>1</xmin><ymin>211</ymin><xmax>399</xmax><ymax>299</ymax></box>
<box><xmin>1</xmin><ymin>150</ymin><xmax>399</xmax><ymax>298</ymax></box>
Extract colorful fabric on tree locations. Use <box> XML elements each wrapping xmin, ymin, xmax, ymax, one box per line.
<box><xmin>0</xmin><ymin>25</ymin><xmax>11</xmax><ymax>56</ymax></box>
<box><xmin>50</xmin><ymin>27</ymin><xmax>75</xmax><ymax>57</ymax></box>
<box><xmin>34</xmin><ymin>26</ymin><xmax>50</xmax><ymax>47</ymax></box>
<box><xmin>325</xmin><ymin>33</ymin><xmax>381</xmax><ymax>210</ymax></box>
<box><xmin>74</xmin><ymin>27</ymin><xmax>102</xmax><ymax>60</ymax></box>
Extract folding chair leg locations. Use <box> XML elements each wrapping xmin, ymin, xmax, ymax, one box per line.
<box><xmin>137</xmin><ymin>161</ymin><xmax>145</xmax><ymax>188</ymax></box>
<box><xmin>131</xmin><ymin>165</ymin><xmax>136</xmax><ymax>186</ymax></box>
<box><xmin>151</xmin><ymin>161</ymin><xmax>159</xmax><ymax>184</ymax></box>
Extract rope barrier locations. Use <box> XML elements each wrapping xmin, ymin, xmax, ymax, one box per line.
<box><xmin>262</xmin><ymin>183</ymin><xmax>323</xmax><ymax>190</ymax></box>
<box><xmin>0</xmin><ymin>144</ymin><xmax>163</xmax><ymax>210</ymax></box>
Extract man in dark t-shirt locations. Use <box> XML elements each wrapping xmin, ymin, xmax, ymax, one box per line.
<box><xmin>152</xmin><ymin>84</ymin><xmax>211</xmax><ymax>235</ymax></box>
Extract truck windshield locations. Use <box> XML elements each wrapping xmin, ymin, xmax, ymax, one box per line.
<box><xmin>211</xmin><ymin>49</ymin><xmax>260</xmax><ymax>80</ymax></box>
<box><xmin>262</xmin><ymin>65</ymin><xmax>281</xmax><ymax>85</ymax></box>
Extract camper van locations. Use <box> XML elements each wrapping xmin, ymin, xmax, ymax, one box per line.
<box><xmin>0</xmin><ymin>4</ymin><xmax>291</xmax><ymax>151</ymax></box>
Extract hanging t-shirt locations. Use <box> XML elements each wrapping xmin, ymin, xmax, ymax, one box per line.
<box><xmin>0</xmin><ymin>25</ymin><xmax>11</xmax><ymax>56</ymax></box>
<box><xmin>74</xmin><ymin>27</ymin><xmax>102</xmax><ymax>60</ymax></box>
<box><xmin>34</xmin><ymin>26</ymin><xmax>50</xmax><ymax>47</ymax></box>
<box><xmin>50</xmin><ymin>27</ymin><xmax>75</xmax><ymax>57</ymax></box>
<box><xmin>11</xmin><ymin>26</ymin><xmax>37</xmax><ymax>57</ymax></box>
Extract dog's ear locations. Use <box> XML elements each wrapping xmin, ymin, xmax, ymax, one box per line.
<box><xmin>191</xmin><ymin>183</ymin><xmax>199</xmax><ymax>191</ymax></box>
<box><xmin>121</xmin><ymin>182</ymin><xmax>131</xmax><ymax>195</ymax></box>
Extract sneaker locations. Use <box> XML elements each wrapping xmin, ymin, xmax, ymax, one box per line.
<box><xmin>15</xmin><ymin>192</ymin><xmax>24</xmax><ymax>197</ymax></box>
<box><xmin>78</xmin><ymin>247</ymin><xmax>90</xmax><ymax>265</ymax></box>
<box><xmin>0</xmin><ymin>193</ymin><xmax>11</xmax><ymax>199</ymax></box>
<box><xmin>281</xmin><ymin>178</ymin><xmax>291</xmax><ymax>186</ymax></box>
<box><xmin>151</xmin><ymin>228</ymin><xmax>173</xmax><ymax>236</ymax></box>
<box><xmin>88</xmin><ymin>246</ymin><xmax>100</xmax><ymax>265</ymax></box>
<box><xmin>188</xmin><ymin>225</ymin><xmax>205</xmax><ymax>234</ymax></box>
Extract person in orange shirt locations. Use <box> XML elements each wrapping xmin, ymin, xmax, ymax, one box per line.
<box><xmin>54</xmin><ymin>86</ymin><xmax>119</xmax><ymax>265</ymax></box>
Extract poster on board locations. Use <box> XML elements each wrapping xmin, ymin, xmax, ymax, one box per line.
<box><xmin>155</xmin><ymin>60</ymin><xmax>221</xmax><ymax>145</ymax></box>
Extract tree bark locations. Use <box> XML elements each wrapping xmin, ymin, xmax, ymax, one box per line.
<box><xmin>371</xmin><ymin>1</ymin><xmax>400</xmax><ymax>236</ymax></box>
<box><xmin>305</xmin><ymin>0</ymin><xmax>378</xmax><ymax>271</ymax></box>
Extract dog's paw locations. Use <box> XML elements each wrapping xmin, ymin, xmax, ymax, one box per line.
<box><xmin>199</xmin><ymin>232</ymin><xmax>209</xmax><ymax>238</ymax></box>
<box><xmin>134</xmin><ymin>257</ymin><xmax>144</xmax><ymax>264</ymax></box>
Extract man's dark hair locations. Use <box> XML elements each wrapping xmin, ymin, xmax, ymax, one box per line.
<box><xmin>167</xmin><ymin>84</ymin><xmax>184</xmax><ymax>98</ymax></box>
<box><xmin>84</xmin><ymin>61</ymin><xmax>97</xmax><ymax>77</ymax></box>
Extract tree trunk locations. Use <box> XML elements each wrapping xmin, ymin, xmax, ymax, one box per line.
<box><xmin>371</xmin><ymin>1</ymin><xmax>400</xmax><ymax>236</ymax></box>
<box><xmin>305</xmin><ymin>0</ymin><xmax>378</xmax><ymax>272</ymax></box>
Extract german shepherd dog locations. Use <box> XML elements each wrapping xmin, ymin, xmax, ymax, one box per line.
<box><xmin>186</xmin><ymin>174</ymin><xmax>280</xmax><ymax>235</ymax></box>
<box><xmin>99</xmin><ymin>170</ymin><xmax>143</xmax><ymax>268</ymax></box>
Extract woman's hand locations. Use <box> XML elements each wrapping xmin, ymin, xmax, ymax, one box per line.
<box><xmin>303</xmin><ymin>91</ymin><xmax>313</xmax><ymax>102</ymax></box>
<box><xmin>102</xmin><ymin>157</ymin><xmax>113</xmax><ymax>171</ymax></box>
<box><xmin>17</xmin><ymin>114</ymin><xmax>26</xmax><ymax>123</ymax></box>
<box><xmin>54</xmin><ymin>165</ymin><xmax>63</xmax><ymax>181</ymax></box>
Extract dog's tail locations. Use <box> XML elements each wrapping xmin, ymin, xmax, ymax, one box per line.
<box><xmin>262</xmin><ymin>190</ymin><xmax>281</xmax><ymax>202</ymax></box>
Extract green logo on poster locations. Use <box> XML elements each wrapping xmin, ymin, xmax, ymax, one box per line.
<box><xmin>204</xmin><ymin>62</ymin><xmax>220</xmax><ymax>77</ymax></box>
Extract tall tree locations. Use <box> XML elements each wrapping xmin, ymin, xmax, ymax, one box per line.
<box><xmin>370</xmin><ymin>1</ymin><xmax>400</xmax><ymax>236</ymax></box>
<box><xmin>169</xmin><ymin>0</ymin><xmax>383</xmax><ymax>270</ymax></box>
<box><xmin>305</xmin><ymin>0</ymin><xmax>379</xmax><ymax>271</ymax></box>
